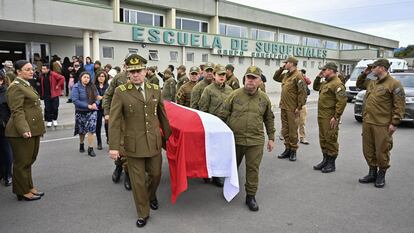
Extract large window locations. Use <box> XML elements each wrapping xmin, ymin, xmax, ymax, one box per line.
<box><xmin>102</xmin><ymin>46</ymin><xmax>114</xmax><ymax>59</ymax></box>
<box><xmin>303</xmin><ymin>37</ymin><xmax>323</xmax><ymax>48</ymax></box>
<box><xmin>340</xmin><ymin>42</ymin><xmax>354</xmax><ymax>50</ymax></box>
<box><xmin>251</xmin><ymin>29</ymin><xmax>275</xmax><ymax>41</ymax></box>
<box><xmin>325</xmin><ymin>40</ymin><xmax>339</xmax><ymax>50</ymax></box>
<box><xmin>220</xmin><ymin>23</ymin><xmax>248</xmax><ymax>38</ymax></box>
<box><xmin>354</xmin><ymin>44</ymin><xmax>368</xmax><ymax>50</ymax></box>
<box><xmin>176</xmin><ymin>17</ymin><xmax>208</xmax><ymax>33</ymax></box>
<box><xmin>120</xmin><ymin>8</ymin><xmax>164</xmax><ymax>27</ymax></box>
<box><xmin>278</xmin><ymin>33</ymin><xmax>301</xmax><ymax>45</ymax></box>
<box><xmin>170</xmin><ymin>51</ymin><xmax>178</xmax><ymax>62</ymax></box>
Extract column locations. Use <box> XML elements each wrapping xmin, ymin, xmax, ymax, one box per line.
<box><xmin>92</xmin><ymin>31</ymin><xmax>100</xmax><ymax>61</ymax></box>
<box><xmin>113</xmin><ymin>0</ymin><xmax>120</xmax><ymax>22</ymax></box>
<box><xmin>83</xmin><ymin>30</ymin><xmax>90</xmax><ymax>61</ymax></box>
<box><xmin>166</xmin><ymin>8</ymin><xmax>176</xmax><ymax>29</ymax></box>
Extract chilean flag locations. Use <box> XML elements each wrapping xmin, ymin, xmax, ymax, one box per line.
<box><xmin>164</xmin><ymin>101</ymin><xmax>239</xmax><ymax>204</ymax></box>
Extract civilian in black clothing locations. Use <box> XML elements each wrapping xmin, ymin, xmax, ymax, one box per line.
<box><xmin>94</xmin><ymin>70</ymin><xmax>109</xmax><ymax>150</ymax></box>
<box><xmin>0</xmin><ymin>72</ymin><xmax>12</xmax><ymax>186</ymax></box>
<box><xmin>39</xmin><ymin>64</ymin><xmax>64</xmax><ymax>127</ymax></box>
<box><xmin>62</xmin><ymin>57</ymin><xmax>73</xmax><ymax>96</ymax></box>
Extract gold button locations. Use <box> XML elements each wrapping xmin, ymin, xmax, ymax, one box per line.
<box><xmin>145</xmin><ymin>113</ymin><xmax>148</xmax><ymax>116</ymax></box>
<box><xmin>33</xmin><ymin>118</ymin><xmax>35</xmax><ymax>121</ymax></box>
<box><xmin>144</xmin><ymin>105</ymin><xmax>147</xmax><ymax>108</ymax></box>
<box><xmin>146</xmin><ymin>122</ymin><xmax>148</xmax><ymax>124</ymax></box>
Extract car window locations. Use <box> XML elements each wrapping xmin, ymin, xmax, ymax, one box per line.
<box><xmin>394</xmin><ymin>74</ymin><xmax>414</xmax><ymax>88</ymax></box>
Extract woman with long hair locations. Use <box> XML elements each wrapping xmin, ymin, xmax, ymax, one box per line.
<box><xmin>94</xmin><ymin>70</ymin><xmax>109</xmax><ymax>150</ymax></box>
<box><xmin>5</xmin><ymin>60</ymin><xmax>46</xmax><ymax>201</ymax></box>
<box><xmin>83</xmin><ymin>57</ymin><xmax>95</xmax><ymax>82</ymax></box>
<box><xmin>71</xmin><ymin>72</ymin><xmax>98</xmax><ymax>157</ymax></box>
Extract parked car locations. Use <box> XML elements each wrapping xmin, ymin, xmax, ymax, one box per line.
<box><xmin>354</xmin><ymin>72</ymin><xmax>414</xmax><ymax>126</ymax></box>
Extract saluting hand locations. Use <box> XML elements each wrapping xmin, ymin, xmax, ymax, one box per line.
<box><xmin>267</xmin><ymin>140</ymin><xmax>275</xmax><ymax>152</ymax></box>
<box><xmin>109</xmin><ymin>150</ymin><xmax>120</xmax><ymax>160</ymax></box>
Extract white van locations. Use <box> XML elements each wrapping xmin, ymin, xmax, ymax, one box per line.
<box><xmin>345</xmin><ymin>58</ymin><xmax>408</xmax><ymax>102</ymax></box>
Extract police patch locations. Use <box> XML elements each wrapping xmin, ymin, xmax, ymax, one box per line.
<box><xmin>393</xmin><ymin>87</ymin><xmax>405</xmax><ymax>98</ymax></box>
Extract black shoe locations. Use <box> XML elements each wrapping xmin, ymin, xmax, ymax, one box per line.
<box><xmin>278</xmin><ymin>148</ymin><xmax>290</xmax><ymax>159</ymax></box>
<box><xmin>321</xmin><ymin>156</ymin><xmax>336</xmax><ymax>173</ymax></box>
<box><xmin>289</xmin><ymin>150</ymin><xmax>297</xmax><ymax>161</ymax></box>
<box><xmin>375</xmin><ymin>169</ymin><xmax>386</xmax><ymax>188</ymax></box>
<box><xmin>124</xmin><ymin>172</ymin><xmax>131</xmax><ymax>190</ymax></box>
<box><xmin>313</xmin><ymin>154</ymin><xmax>328</xmax><ymax>170</ymax></box>
<box><xmin>88</xmin><ymin>147</ymin><xmax>96</xmax><ymax>157</ymax></box>
<box><xmin>4</xmin><ymin>177</ymin><xmax>12</xmax><ymax>186</ymax></box>
<box><xmin>112</xmin><ymin>165</ymin><xmax>123</xmax><ymax>183</ymax></box>
<box><xmin>245</xmin><ymin>195</ymin><xmax>259</xmax><ymax>211</ymax></box>
<box><xmin>79</xmin><ymin>143</ymin><xmax>85</xmax><ymax>153</ymax></box>
<box><xmin>30</xmin><ymin>190</ymin><xmax>44</xmax><ymax>197</ymax></box>
<box><xmin>66</xmin><ymin>99</ymin><xmax>72</xmax><ymax>103</ymax></box>
<box><xmin>17</xmin><ymin>194</ymin><xmax>41</xmax><ymax>201</ymax></box>
<box><xmin>359</xmin><ymin>166</ymin><xmax>377</xmax><ymax>183</ymax></box>
<box><xmin>212</xmin><ymin>177</ymin><xmax>224</xmax><ymax>187</ymax></box>
<box><xmin>97</xmin><ymin>143</ymin><xmax>103</xmax><ymax>150</ymax></box>
<box><xmin>150</xmin><ymin>198</ymin><xmax>159</xmax><ymax>210</ymax></box>
<box><xmin>136</xmin><ymin>217</ymin><xmax>149</xmax><ymax>228</ymax></box>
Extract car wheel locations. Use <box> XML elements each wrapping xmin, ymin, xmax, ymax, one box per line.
<box><xmin>355</xmin><ymin>116</ymin><xmax>363</xmax><ymax>122</ymax></box>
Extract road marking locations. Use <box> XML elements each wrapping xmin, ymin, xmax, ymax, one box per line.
<box><xmin>40</xmin><ymin>136</ymin><xmax>78</xmax><ymax>143</ymax></box>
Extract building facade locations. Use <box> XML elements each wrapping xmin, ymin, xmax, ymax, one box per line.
<box><xmin>0</xmin><ymin>0</ymin><xmax>399</xmax><ymax>91</ymax></box>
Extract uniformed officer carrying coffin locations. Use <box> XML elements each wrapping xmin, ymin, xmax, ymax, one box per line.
<box><xmin>108</xmin><ymin>54</ymin><xmax>172</xmax><ymax>228</ymax></box>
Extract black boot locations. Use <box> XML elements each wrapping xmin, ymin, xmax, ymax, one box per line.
<box><xmin>321</xmin><ymin>156</ymin><xmax>336</xmax><ymax>173</ymax></box>
<box><xmin>289</xmin><ymin>150</ymin><xmax>297</xmax><ymax>161</ymax></box>
<box><xmin>212</xmin><ymin>177</ymin><xmax>224</xmax><ymax>187</ymax></box>
<box><xmin>112</xmin><ymin>165</ymin><xmax>123</xmax><ymax>183</ymax></box>
<box><xmin>278</xmin><ymin>148</ymin><xmax>290</xmax><ymax>159</ymax></box>
<box><xmin>124</xmin><ymin>172</ymin><xmax>131</xmax><ymax>190</ymax></box>
<box><xmin>87</xmin><ymin>147</ymin><xmax>96</xmax><ymax>157</ymax></box>
<box><xmin>313</xmin><ymin>154</ymin><xmax>328</xmax><ymax>170</ymax></box>
<box><xmin>375</xmin><ymin>169</ymin><xmax>386</xmax><ymax>188</ymax></box>
<box><xmin>359</xmin><ymin>166</ymin><xmax>377</xmax><ymax>183</ymax></box>
<box><xmin>245</xmin><ymin>195</ymin><xmax>259</xmax><ymax>211</ymax></box>
<box><xmin>97</xmin><ymin>142</ymin><xmax>103</xmax><ymax>150</ymax></box>
<box><xmin>79</xmin><ymin>143</ymin><xmax>85</xmax><ymax>153</ymax></box>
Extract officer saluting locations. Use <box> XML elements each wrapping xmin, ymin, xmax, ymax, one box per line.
<box><xmin>108</xmin><ymin>54</ymin><xmax>172</xmax><ymax>228</ymax></box>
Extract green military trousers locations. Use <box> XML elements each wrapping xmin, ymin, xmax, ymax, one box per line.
<box><xmin>281</xmin><ymin>109</ymin><xmax>299</xmax><ymax>150</ymax></box>
<box><xmin>127</xmin><ymin>153</ymin><xmax>162</xmax><ymax>218</ymax></box>
<box><xmin>236</xmin><ymin>144</ymin><xmax>264</xmax><ymax>196</ymax></box>
<box><xmin>9</xmin><ymin>136</ymin><xmax>40</xmax><ymax>195</ymax></box>
<box><xmin>317</xmin><ymin>117</ymin><xmax>339</xmax><ymax>157</ymax></box>
<box><xmin>362</xmin><ymin>122</ymin><xmax>392</xmax><ymax>170</ymax></box>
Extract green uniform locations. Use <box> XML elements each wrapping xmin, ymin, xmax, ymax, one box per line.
<box><xmin>176</xmin><ymin>81</ymin><xmax>197</xmax><ymax>107</ymax></box>
<box><xmin>199</xmin><ymin>83</ymin><xmax>233</xmax><ymax>116</ymax></box>
<box><xmin>102</xmin><ymin>71</ymin><xmax>129</xmax><ymax>170</ymax></box>
<box><xmin>176</xmin><ymin>73</ymin><xmax>189</xmax><ymax>91</ymax></box>
<box><xmin>5</xmin><ymin>70</ymin><xmax>16</xmax><ymax>83</ymax></box>
<box><xmin>5</xmin><ymin>77</ymin><xmax>46</xmax><ymax>196</ymax></box>
<box><xmin>109</xmin><ymin>81</ymin><xmax>171</xmax><ymax>218</ymax></box>
<box><xmin>313</xmin><ymin>75</ymin><xmax>347</xmax><ymax>157</ymax></box>
<box><xmin>147</xmin><ymin>74</ymin><xmax>159</xmax><ymax>86</ymax></box>
<box><xmin>219</xmin><ymin>88</ymin><xmax>275</xmax><ymax>195</ymax></box>
<box><xmin>225</xmin><ymin>74</ymin><xmax>240</xmax><ymax>90</ymax></box>
<box><xmin>190</xmin><ymin>79</ymin><xmax>211</xmax><ymax>109</ymax></box>
<box><xmin>162</xmin><ymin>77</ymin><xmax>176</xmax><ymax>101</ymax></box>
<box><xmin>356</xmin><ymin>73</ymin><xmax>405</xmax><ymax>170</ymax></box>
<box><xmin>273</xmin><ymin>68</ymin><xmax>307</xmax><ymax>151</ymax></box>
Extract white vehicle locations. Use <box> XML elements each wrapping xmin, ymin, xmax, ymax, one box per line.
<box><xmin>345</xmin><ymin>58</ymin><xmax>409</xmax><ymax>102</ymax></box>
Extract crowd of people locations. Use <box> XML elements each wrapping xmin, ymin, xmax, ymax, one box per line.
<box><xmin>0</xmin><ymin>52</ymin><xmax>405</xmax><ymax>228</ymax></box>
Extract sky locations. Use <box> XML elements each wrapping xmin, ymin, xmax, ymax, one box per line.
<box><xmin>228</xmin><ymin>0</ymin><xmax>414</xmax><ymax>47</ymax></box>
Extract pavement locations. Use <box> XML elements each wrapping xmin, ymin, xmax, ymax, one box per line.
<box><xmin>1</xmin><ymin>93</ymin><xmax>413</xmax><ymax>233</ymax></box>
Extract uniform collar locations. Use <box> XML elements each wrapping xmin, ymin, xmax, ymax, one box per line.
<box><xmin>16</xmin><ymin>77</ymin><xmax>30</xmax><ymax>86</ymax></box>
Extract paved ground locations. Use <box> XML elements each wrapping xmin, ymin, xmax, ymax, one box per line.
<box><xmin>0</xmin><ymin>99</ymin><xmax>413</xmax><ymax>233</ymax></box>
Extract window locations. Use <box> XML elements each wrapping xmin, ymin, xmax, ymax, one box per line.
<box><xmin>128</xmin><ymin>48</ymin><xmax>138</xmax><ymax>54</ymax></box>
<box><xmin>341</xmin><ymin>42</ymin><xmax>353</xmax><ymax>50</ymax></box>
<box><xmin>326</xmin><ymin>40</ymin><xmax>339</xmax><ymax>50</ymax></box>
<box><xmin>170</xmin><ymin>51</ymin><xmax>178</xmax><ymax>62</ymax></box>
<box><xmin>239</xmin><ymin>57</ymin><xmax>244</xmax><ymax>65</ymax></box>
<box><xmin>354</xmin><ymin>44</ymin><xmax>368</xmax><ymax>50</ymax></box>
<box><xmin>120</xmin><ymin>8</ymin><xmax>164</xmax><ymax>27</ymax></box>
<box><xmin>279</xmin><ymin>33</ymin><xmax>301</xmax><ymax>45</ymax></box>
<box><xmin>187</xmin><ymin>52</ymin><xmax>194</xmax><ymax>62</ymax></box>
<box><xmin>149</xmin><ymin>50</ymin><xmax>159</xmax><ymax>61</ymax></box>
<box><xmin>75</xmin><ymin>45</ymin><xmax>83</xmax><ymax>56</ymax></box>
<box><xmin>102</xmin><ymin>46</ymin><xmax>114</xmax><ymax>59</ymax></box>
<box><xmin>220</xmin><ymin>23</ymin><xmax>248</xmax><ymax>38</ymax></box>
<box><xmin>229</xmin><ymin>56</ymin><xmax>235</xmax><ymax>64</ymax></box>
<box><xmin>176</xmin><ymin>18</ymin><xmax>208</xmax><ymax>33</ymax></box>
<box><xmin>265</xmin><ymin>59</ymin><xmax>270</xmax><ymax>66</ymax></box>
<box><xmin>303</xmin><ymin>37</ymin><xmax>323</xmax><ymax>48</ymax></box>
<box><xmin>202</xmin><ymin>53</ymin><xmax>208</xmax><ymax>63</ymax></box>
<box><xmin>303</xmin><ymin>60</ymin><xmax>307</xmax><ymax>68</ymax></box>
<box><xmin>251</xmin><ymin>29</ymin><xmax>275</xmax><ymax>41</ymax></box>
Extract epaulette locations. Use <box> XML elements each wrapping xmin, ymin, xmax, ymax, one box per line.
<box><xmin>119</xmin><ymin>85</ymin><xmax>127</xmax><ymax>92</ymax></box>
<box><xmin>127</xmin><ymin>83</ymin><xmax>133</xmax><ymax>90</ymax></box>
<box><xmin>152</xmin><ymin>83</ymin><xmax>159</xmax><ymax>90</ymax></box>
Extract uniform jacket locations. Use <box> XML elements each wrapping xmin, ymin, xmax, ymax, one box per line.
<box><xmin>39</xmin><ymin>71</ymin><xmax>64</xmax><ymax>98</ymax></box>
<box><xmin>190</xmin><ymin>79</ymin><xmax>211</xmax><ymax>109</ymax></box>
<box><xmin>148</xmin><ymin>74</ymin><xmax>159</xmax><ymax>86</ymax></box>
<box><xmin>176</xmin><ymin>81</ymin><xmax>197</xmax><ymax>107</ymax></box>
<box><xmin>109</xmin><ymin>81</ymin><xmax>172</xmax><ymax>157</ymax></box>
<box><xmin>162</xmin><ymin>77</ymin><xmax>176</xmax><ymax>101</ymax></box>
<box><xmin>103</xmin><ymin>71</ymin><xmax>128</xmax><ymax>115</ymax></box>
<box><xmin>199</xmin><ymin>82</ymin><xmax>233</xmax><ymax>116</ymax></box>
<box><xmin>225</xmin><ymin>74</ymin><xmax>240</xmax><ymax>90</ymax></box>
<box><xmin>273</xmin><ymin>68</ymin><xmax>307</xmax><ymax>111</ymax></box>
<box><xmin>5</xmin><ymin>77</ymin><xmax>46</xmax><ymax>137</ymax></box>
<box><xmin>356</xmin><ymin>73</ymin><xmax>405</xmax><ymax>126</ymax></box>
<box><xmin>176</xmin><ymin>73</ymin><xmax>189</xmax><ymax>91</ymax></box>
<box><xmin>313</xmin><ymin>75</ymin><xmax>347</xmax><ymax>119</ymax></box>
<box><xmin>219</xmin><ymin>88</ymin><xmax>275</xmax><ymax>146</ymax></box>
<box><xmin>0</xmin><ymin>85</ymin><xmax>10</xmax><ymax>136</ymax></box>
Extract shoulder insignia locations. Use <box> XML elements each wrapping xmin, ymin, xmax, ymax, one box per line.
<box><xmin>13</xmin><ymin>81</ymin><xmax>20</xmax><ymax>84</ymax></box>
<box><xmin>127</xmin><ymin>84</ymin><xmax>133</xmax><ymax>90</ymax></box>
<box><xmin>146</xmin><ymin>83</ymin><xmax>152</xmax><ymax>89</ymax></box>
<box><xmin>393</xmin><ymin>87</ymin><xmax>405</xmax><ymax>98</ymax></box>
<box><xmin>153</xmin><ymin>84</ymin><xmax>159</xmax><ymax>90</ymax></box>
<box><xmin>119</xmin><ymin>85</ymin><xmax>127</xmax><ymax>92</ymax></box>
<box><xmin>336</xmin><ymin>87</ymin><xmax>342</xmax><ymax>93</ymax></box>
